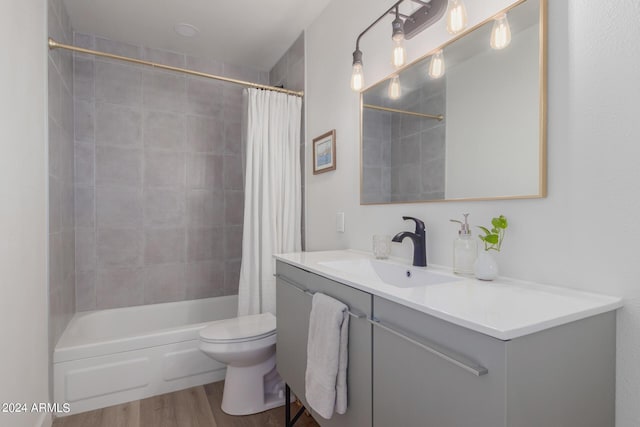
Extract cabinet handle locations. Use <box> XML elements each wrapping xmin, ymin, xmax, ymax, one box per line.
<box><xmin>369</xmin><ymin>318</ymin><xmax>489</xmax><ymax>377</ymax></box>
<box><xmin>276</xmin><ymin>274</ymin><xmax>367</xmax><ymax>319</ymax></box>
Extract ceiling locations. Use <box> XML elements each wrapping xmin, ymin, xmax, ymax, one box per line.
<box><xmin>63</xmin><ymin>0</ymin><xmax>332</xmax><ymax>71</ymax></box>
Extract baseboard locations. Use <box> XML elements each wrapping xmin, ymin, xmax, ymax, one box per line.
<box><xmin>35</xmin><ymin>412</ymin><xmax>52</xmax><ymax>427</ymax></box>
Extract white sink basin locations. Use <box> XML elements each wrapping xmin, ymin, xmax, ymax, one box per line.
<box><xmin>319</xmin><ymin>259</ymin><xmax>462</xmax><ymax>288</ymax></box>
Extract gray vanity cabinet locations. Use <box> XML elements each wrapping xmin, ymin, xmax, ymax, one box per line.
<box><xmin>372</xmin><ymin>296</ymin><xmax>616</xmax><ymax>427</ymax></box>
<box><xmin>276</xmin><ymin>260</ymin><xmax>616</xmax><ymax>427</ymax></box>
<box><xmin>275</xmin><ymin>261</ymin><xmax>372</xmax><ymax>427</ymax></box>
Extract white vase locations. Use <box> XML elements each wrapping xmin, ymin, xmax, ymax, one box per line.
<box><xmin>474</xmin><ymin>251</ymin><xmax>498</xmax><ymax>281</ymax></box>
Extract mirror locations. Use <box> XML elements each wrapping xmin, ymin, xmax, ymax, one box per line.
<box><xmin>361</xmin><ymin>0</ymin><xmax>546</xmax><ymax>204</ymax></box>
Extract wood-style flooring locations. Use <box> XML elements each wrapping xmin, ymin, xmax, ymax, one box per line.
<box><xmin>52</xmin><ymin>382</ymin><xmax>320</xmax><ymax>427</ymax></box>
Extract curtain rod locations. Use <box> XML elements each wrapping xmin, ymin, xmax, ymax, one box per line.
<box><xmin>363</xmin><ymin>104</ymin><xmax>443</xmax><ymax>121</ymax></box>
<box><xmin>48</xmin><ymin>38</ymin><xmax>304</xmax><ymax>98</ymax></box>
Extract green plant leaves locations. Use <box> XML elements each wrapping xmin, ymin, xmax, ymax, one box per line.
<box><xmin>492</xmin><ymin>215</ymin><xmax>508</xmax><ymax>230</ymax></box>
<box><xmin>478</xmin><ymin>226</ymin><xmax>491</xmax><ymax>235</ymax></box>
<box><xmin>477</xmin><ymin>215</ymin><xmax>508</xmax><ymax>252</ymax></box>
<box><xmin>484</xmin><ymin>234</ymin><xmax>500</xmax><ymax>244</ymax></box>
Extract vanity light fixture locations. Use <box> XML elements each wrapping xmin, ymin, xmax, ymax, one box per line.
<box><xmin>446</xmin><ymin>0</ymin><xmax>468</xmax><ymax>34</ymax></box>
<box><xmin>428</xmin><ymin>49</ymin><xmax>445</xmax><ymax>78</ymax></box>
<box><xmin>351</xmin><ymin>49</ymin><xmax>365</xmax><ymax>91</ymax></box>
<box><xmin>350</xmin><ymin>0</ymin><xmax>447</xmax><ymax>92</ymax></box>
<box><xmin>391</xmin><ymin>7</ymin><xmax>407</xmax><ymax>68</ymax></box>
<box><xmin>490</xmin><ymin>13</ymin><xmax>512</xmax><ymax>50</ymax></box>
<box><xmin>388</xmin><ymin>75</ymin><xmax>402</xmax><ymax>99</ymax></box>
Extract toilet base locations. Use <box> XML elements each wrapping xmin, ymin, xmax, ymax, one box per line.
<box><xmin>220</xmin><ymin>354</ymin><xmax>293</xmax><ymax>415</ymax></box>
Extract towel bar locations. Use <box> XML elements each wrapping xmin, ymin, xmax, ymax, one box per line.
<box><xmin>368</xmin><ymin>317</ymin><xmax>488</xmax><ymax>376</ymax></box>
<box><xmin>276</xmin><ymin>274</ymin><xmax>367</xmax><ymax>319</ymax></box>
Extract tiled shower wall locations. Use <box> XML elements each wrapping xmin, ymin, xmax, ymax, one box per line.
<box><xmin>360</xmin><ymin>75</ymin><xmax>445</xmax><ymax>204</ymax></box>
<box><xmin>269</xmin><ymin>34</ymin><xmax>304</xmax><ymax>92</ymax></box>
<box><xmin>269</xmin><ymin>33</ymin><xmax>305</xmax><ymax>248</ymax></box>
<box><xmin>48</xmin><ymin>0</ymin><xmax>75</xmax><ymax>348</ymax></box>
<box><xmin>390</xmin><ymin>78</ymin><xmax>446</xmax><ymax>201</ymax></box>
<box><xmin>362</xmin><ymin>109</ymin><xmax>392</xmax><ymax>204</ymax></box>
<box><xmin>73</xmin><ymin>33</ymin><xmax>269</xmax><ymax>310</ymax></box>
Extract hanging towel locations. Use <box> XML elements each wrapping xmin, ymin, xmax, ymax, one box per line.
<box><xmin>305</xmin><ymin>292</ymin><xmax>350</xmax><ymax>419</ymax></box>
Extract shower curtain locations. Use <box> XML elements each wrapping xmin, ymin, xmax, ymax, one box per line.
<box><xmin>237</xmin><ymin>88</ymin><xmax>302</xmax><ymax>316</ymax></box>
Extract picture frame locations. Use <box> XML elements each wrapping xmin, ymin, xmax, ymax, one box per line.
<box><xmin>312</xmin><ymin>129</ymin><xmax>337</xmax><ymax>174</ymax></box>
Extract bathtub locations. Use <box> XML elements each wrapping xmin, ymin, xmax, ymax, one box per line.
<box><xmin>53</xmin><ymin>295</ymin><xmax>238</xmax><ymax>416</ymax></box>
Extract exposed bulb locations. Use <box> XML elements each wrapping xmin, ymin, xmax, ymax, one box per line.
<box><xmin>391</xmin><ymin>14</ymin><xmax>406</xmax><ymax>69</ymax></box>
<box><xmin>388</xmin><ymin>75</ymin><xmax>401</xmax><ymax>100</ymax></box>
<box><xmin>446</xmin><ymin>0</ymin><xmax>468</xmax><ymax>34</ymax></box>
<box><xmin>392</xmin><ymin>38</ymin><xmax>407</xmax><ymax>68</ymax></box>
<box><xmin>351</xmin><ymin>63</ymin><xmax>364</xmax><ymax>91</ymax></box>
<box><xmin>428</xmin><ymin>50</ymin><xmax>445</xmax><ymax>79</ymax></box>
<box><xmin>490</xmin><ymin>13</ymin><xmax>512</xmax><ymax>50</ymax></box>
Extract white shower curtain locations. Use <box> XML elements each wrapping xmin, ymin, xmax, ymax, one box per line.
<box><xmin>237</xmin><ymin>88</ymin><xmax>302</xmax><ymax>316</ymax></box>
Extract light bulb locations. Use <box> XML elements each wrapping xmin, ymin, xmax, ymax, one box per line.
<box><xmin>388</xmin><ymin>75</ymin><xmax>401</xmax><ymax>100</ymax></box>
<box><xmin>490</xmin><ymin>13</ymin><xmax>511</xmax><ymax>50</ymax></box>
<box><xmin>428</xmin><ymin>50</ymin><xmax>445</xmax><ymax>79</ymax></box>
<box><xmin>391</xmin><ymin>14</ymin><xmax>406</xmax><ymax>69</ymax></box>
<box><xmin>392</xmin><ymin>38</ymin><xmax>406</xmax><ymax>68</ymax></box>
<box><xmin>446</xmin><ymin>0</ymin><xmax>468</xmax><ymax>34</ymax></box>
<box><xmin>351</xmin><ymin>62</ymin><xmax>364</xmax><ymax>91</ymax></box>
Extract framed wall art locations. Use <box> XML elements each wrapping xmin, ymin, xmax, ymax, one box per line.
<box><xmin>312</xmin><ymin>129</ymin><xmax>336</xmax><ymax>174</ymax></box>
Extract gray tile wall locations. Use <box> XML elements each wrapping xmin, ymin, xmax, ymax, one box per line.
<box><xmin>48</xmin><ymin>0</ymin><xmax>75</xmax><ymax>349</ymax></box>
<box><xmin>73</xmin><ymin>33</ymin><xmax>269</xmax><ymax>310</ymax></box>
<box><xmin>390</xmin><ymin>77</ymin><xmax>446</xmax><ymax>202</ymax></box>
<box><xmin>269</xmin><ymin>33</ymin><xmax>305</xmax><ymax>248</ymax></box>
<box><xmin>269</xmin><ymin>34</ymin><xmax>304</xmax><ymax>92</ymax></box>
<box><xmin>361</xmin><ymin>76</ymin><xmax>446</xmax><ymax>204</ymax></box>
<box><xmin>362</xmin><ymin>109</ymin><xmax>392</xmax><ymax>203</ymax></box>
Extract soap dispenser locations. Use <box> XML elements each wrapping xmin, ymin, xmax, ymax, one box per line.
<box><xmin>450</xmin><ymin>214</ymin><xmax>477</xmax><ymax>275</ymax></box>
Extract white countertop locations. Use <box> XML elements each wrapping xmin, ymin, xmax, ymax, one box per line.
<box><xmin>274</xmin><ymin>250</ymin><xmax>623</xmax><ymax>340</ymax></box>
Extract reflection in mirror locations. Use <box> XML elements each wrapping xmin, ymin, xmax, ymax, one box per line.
<box><xmin>361</xmin><ymin>0</ymin><xmax>545</xmax><ymax>204</ymax></box>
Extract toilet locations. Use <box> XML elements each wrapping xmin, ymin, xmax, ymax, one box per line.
<box><xmin>199</xmin><ymin>312</ymin><xmax>288</xmax><ymax>415</ymax></box>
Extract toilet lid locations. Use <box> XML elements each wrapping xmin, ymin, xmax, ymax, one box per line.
<box><xmin>200</xmin><ymin>313</ymin><xmax>276</xmax><ymax>343</ymax></box>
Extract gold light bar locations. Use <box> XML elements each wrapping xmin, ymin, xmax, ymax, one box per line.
<box><xmin>48</xmin><ymin>38</ymin><xmax>304</xmax><ymax>98</ymax></box>
<box><xmin>363</xmin><ymin>103</ymin><xmax>444</xmax><ymax>121</ymax></box>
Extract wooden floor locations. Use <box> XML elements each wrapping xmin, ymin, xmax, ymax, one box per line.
<box><xmin>52</xmin><ymin>382</ymin><xmax>320</xmax><ymax>427</ymax></box>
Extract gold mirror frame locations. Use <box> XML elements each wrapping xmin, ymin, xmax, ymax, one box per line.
<box><xmin>359</xmin><ymin>0</ymin><xmax>547</xmax><ymax>205</ymax></box>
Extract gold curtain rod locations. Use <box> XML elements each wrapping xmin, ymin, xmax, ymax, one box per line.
<box><xmin>363</xmin><ymin>104</ymin><xmax>444</xmax><ymax>121</ymax></box>
<box><xmin>48</xmin><ymin>38</ymin><xmax>304</xmax><ymax>98</ymax></box>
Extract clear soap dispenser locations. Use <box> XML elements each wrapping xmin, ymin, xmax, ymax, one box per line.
<box><xmin>450</xmin><ymin>214</ymin><xmax>477</xmax><ymax>275</ymax></box>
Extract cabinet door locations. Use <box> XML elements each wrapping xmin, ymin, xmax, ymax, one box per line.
<box><xmin>505</xmin><ymin>312</ymin><xmax>616</xmax><ymax>427</ymax></box>
<box><xmin>373</xmin><ymin>297</ymin><xmax>507</xmax><ymax>427</ymax></box>
<box><xmin>276</xmin><ymin>262</ymin><xmax>372</xmax><ymax>427</ymax></box>
<box><xmin>276</xmin><ymin>268</ymin><xmax>313</xmax><ymax>397</ymax></box>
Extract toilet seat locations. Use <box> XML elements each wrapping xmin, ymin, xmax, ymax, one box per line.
<box><xmin>200</xmin><ymin>313</ymin><xmax>276</xmax><ymax>344</ymax></box>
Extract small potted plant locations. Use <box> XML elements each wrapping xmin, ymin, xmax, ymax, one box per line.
<box><xmin>474</xmin><ymin>215</ymin><xmax>508</xmax><ymax>280</ymax></box>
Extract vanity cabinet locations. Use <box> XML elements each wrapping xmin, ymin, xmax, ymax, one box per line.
<box><xmin>275</xmin><ymin>261</ymin><xmax>372</xmax><ymax>427</ymax></box>
<box><xmin>276</xmin><ymin>259</ymin><xmax>617</xmax><ymax>427</ymax></box>
<box><xmin>372</xmin><ymin>296</ymin><xmax>616</xmax><ymax>427</ymax></box>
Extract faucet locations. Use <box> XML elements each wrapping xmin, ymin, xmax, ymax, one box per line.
<box><xmin>392</xmin><ymin>216</ymin><xmax>427</xmax><ymax>267</ymax></box>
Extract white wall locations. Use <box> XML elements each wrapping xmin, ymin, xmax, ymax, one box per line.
<box><xmin>0</xmin><ymin>2</ymin><xmax>51</xmax><ymax>427</ymax></box>
<box><xmin>305</xmin><ymin>0</ymin><xmax>640</xmax><ymax>425</ymax></box>
<box><xmin>445</xmin><ymin>25</ymin><xmax>539</xmax><ymax>199</ymax></box>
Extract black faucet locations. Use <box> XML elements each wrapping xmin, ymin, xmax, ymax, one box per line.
<box><xmin>392</xmin><ymin>216</ymin><xmax>427</xmax><ymax>267</ymax></box>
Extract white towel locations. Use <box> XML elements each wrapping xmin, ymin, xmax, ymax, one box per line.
<box><xmin>305</xmin><ymin>292</ymin><xmax>350</xmax><ymax>419</ymax></box>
